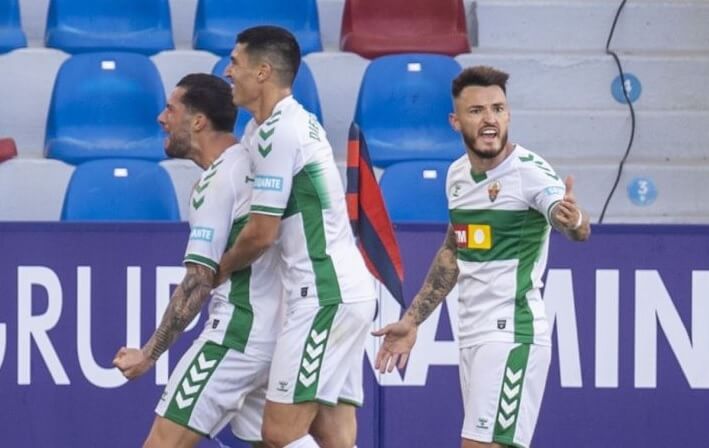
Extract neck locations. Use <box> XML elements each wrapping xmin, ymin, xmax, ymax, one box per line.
<box><xmin>191</xmin><ymin>131</ymin><xmax>238</xmax><ymax>170</ymax></box>
<box><xmin>250</xmin><ymin>86</ymin><xmax>292</xmax><ymax>124</ymax></box>
<box><xmin>468</xmin><ymin>142</ymin><xmax>515</xmax><ymax>176</ymax></box>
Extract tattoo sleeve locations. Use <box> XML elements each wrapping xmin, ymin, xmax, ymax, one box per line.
<box><xmin>143</xmin><ymin>263</ymin><xmax>214</xmax><ymax>361</ymax></box>
<box><xmin>404</xmin><ymin>226</ymin><xmax>460</xmax><ymax>326</ymax></box>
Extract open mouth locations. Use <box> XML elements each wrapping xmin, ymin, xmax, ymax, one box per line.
<box><xmin>480</xmin><ymin>128</ymin><xmax>498</xmax><ymax>142</ymax></box>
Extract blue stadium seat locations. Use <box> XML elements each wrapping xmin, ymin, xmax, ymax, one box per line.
<box><xmin>354</xmin><ymin>54</ymin><xmax>463</xmax><ymax>168</ymax></box>
<box><xmin>379</xmin><ymin>160</ymin><xmax>452</xmax><ymax>224</ymax></box>
<box><xmin>213</xmin><ymin>57</ymin><xmax>322</xmax><ymax>138</ymax></box>
<box><xmin>0</xmin><ymin>0</ymin><xmax>26</xmax><ymax>53</ymax></box>
<box><xmin>61</xmin><ymin>159</ymin><xmax>179</xmax><ymax>221</ymax></box>
<box><xmin>45</xmin><ymin>0</ymin><xmax>173</xmax><ymax>54</ymax></box>
<box><xmin>194</xmin><ymin>0</ymin><xmax>322</xmax><ymax>56</ymax></box>
<box><xmin>45</xmin><ymin>52</ymin><xmax>166</xmax><ymax>164</ymax></box>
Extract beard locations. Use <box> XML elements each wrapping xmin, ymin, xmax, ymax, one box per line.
<box><xmin>462</xmin><ymin>130</ymin><xmax>509</xmax><ymax>160</ymax></box>
<box><xmin>164</xmin><ymin>129</ymin><xmax>191</xmax><ymax>159</ymax></box>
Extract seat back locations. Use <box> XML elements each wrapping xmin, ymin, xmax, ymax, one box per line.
<box><xmin>0</xmin><ymin>0</ymin><xmax>27</xmax><ymax>53</ymax></box>
<box><xmin>354</xmin><ymin>54</ymin><xmax>463</xmax><ymax>167</ymax></box>
<box><xmin>194</xmin><ymin>0</ymin><xmax>322</xmax><ymax>55</ymax></box>
<box><xmin>341</xmin><ymin>0</ymin><xmax>469</xmax><ymax>58</ymax></box>
<box><xmin>61</xmin><ymin>158</ymin><xmax>179</xmax><ymax>221</ymax></box>
<box><xmin>45</xmin><ymin>0</ymin><xmax>173</xmax><ymax>54</ymax></box>
<box><xmin>379</xmin><ymin>160</ymin><xmax>451</xmax><ymax>224</ymax></box>
<box><xmin>45</xmin><ymin>52</ymin><xmax>166</xmax><ymax>164</ymax></box>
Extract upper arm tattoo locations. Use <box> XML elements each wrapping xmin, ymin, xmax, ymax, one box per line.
<box><xmin>405</xmin><ymin>226</ymin><xmax>460</xmax><ymax>325</ymax></box>
<box><xmin>144</xmin><ymin>263</ymin><xmax>214</xmax><ymax>361</ymax></box>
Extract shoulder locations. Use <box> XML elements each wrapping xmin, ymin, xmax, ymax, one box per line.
<box><xmin>447</xmin><ymin>154</ymin><xmax>471</xmax><ymax>181</ymax></box>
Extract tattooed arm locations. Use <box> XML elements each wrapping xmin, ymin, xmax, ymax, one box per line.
<box><xmin>113</xmin><ymin>263</ymin><xmax>214</xmax><ymax>380</ymax></box>
<box><xmin>372</xmin><ymin>226</ymin><xmax>459</xmax><ymax>373</ymax></box>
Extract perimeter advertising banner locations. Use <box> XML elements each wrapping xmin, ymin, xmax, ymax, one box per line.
<box><xmin>0</xmin><ymin>223</ymin><xmax>707</xmax><ymax>447</ymax></box>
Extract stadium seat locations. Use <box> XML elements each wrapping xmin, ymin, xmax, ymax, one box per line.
<box><xmin>0</xmin><ymin>0</ymin><xmax>26</xmax><ymax>53</ymax></box>
<box><xmin>45</xmin><ymin>0</ymin><xmax>173</xmax><ymax>55</ymax></box>
<box><xmin>379</xmin><ymin>160</ymin><xmax>451</xmax><ymax>224</ymax></box>
<box><xmin>340</xmin><ymin>0</ymin><xmax>470</xmax><ymax>59</ymax></box>
<box><xmin>193</xmin><ymin>0</ymin><xmax>322</xmax><ymax>56</ymax></box>
<box><xmin>213</xmin><ymin>56</ymin><xmax>322</xmax><ymax>137</ymax></box>
<box><xmin>45</xmin><ymin>52</ymin><xmax>166</xmax><ymax>164</ymax></box>
<box><xmin>61</xmin><ymin>158</ymin><xmax>180</xmax><ymax>221</ymax></box>
<box><xmin>0</xmin><ymin>137</ymin><xmax>17</xmax><ymax>162</ymax></box>
<box><xmin>354</xmin><ymin>54</ymin><xmax>463</xmax><ymax>168</ymax></box>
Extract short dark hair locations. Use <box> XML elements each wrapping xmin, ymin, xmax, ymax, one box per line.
<box><xmin>176</xmin><ymin>73</ymin><xmax>236</xmax><ymax>132</ymax></box>
<box><xmin>452</xmin><ymin>66</ymin><xmax>509</xmax><ymax>98</ymax></box>
<box><xmin>236</xmin><ymin>25</ymin><xmax>301</xmax><ymax>86</ymax></box>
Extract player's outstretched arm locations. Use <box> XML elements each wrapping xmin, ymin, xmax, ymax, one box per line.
<box><xmin>216</xmin><ymin>213</ymin><xmax>280</xmax><ymax>285</ymax></box>
<box><xmin>113</xmin><ymin>263</ymin><xmax>214</xmax><ymax>380</ymax></box>
<box><xmin>372</xmin><ymin>226</ymin><xmax>460</xmax><ymax>373</ymax></box>
<box><xmin>551</xmin><ymin>176</ymin><xmax>591</xmax><ymax>242</ymax></box>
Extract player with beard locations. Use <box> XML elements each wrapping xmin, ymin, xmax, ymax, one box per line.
<box><xmin>373</xmin><ymin>66</ymin><xmax>590</xmax><ymax>448</ymax></box>
<box><xmin>113</xmin><ymin>73</ymin><xmax>283</xmax><ymax>448</ymax></box>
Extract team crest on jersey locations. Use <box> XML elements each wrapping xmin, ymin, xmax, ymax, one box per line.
<box><xmin>488</xmin><ymin>180</ymin><xmax>502</xmax><ymax>202</ymax></box>
<box><xmin>497</xmin><ymin>319</ymin><xmax>506</xmax><ymax>330</ymax></box>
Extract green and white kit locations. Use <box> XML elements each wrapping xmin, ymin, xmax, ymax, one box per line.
<box><xmin>242</xmin><ymin>96</ymin><xmax>376</xmax><ymax>405</ymax></box>
<box><xmin>447</xmin><ymin>145</ymin><xmax>563</xmax><ymax>446</ymax></box>
<box><xmin>156</xmin><ymin>144</ymin><xmax>283</xmax><ymax>441</ymax></box>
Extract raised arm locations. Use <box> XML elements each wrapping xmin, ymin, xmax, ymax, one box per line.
<box><xmin>372</xmin><ymin>225</ymin><xmax>459</xmax><ymax>373</ymax></box>
<box><xmin>113</xmin><ymin>263</ymin><xmax>214</xmax><ymax>379</ymax></box>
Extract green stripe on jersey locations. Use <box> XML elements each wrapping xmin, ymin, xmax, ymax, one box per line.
<box><xmin>493</xmin><ymin>343</ymin><xmax>531</xmax><ymax>446</ymax></box>
<box><xmin>286</xmin><ymin>163</ymin><xmax>342</xmax><ymax>305</ymax></box>
<box><xmin>184</xmin><ymin>254</ymin><xmax>218</xmax><ymax>271</ymax></box>
<box><xmin>251</xmin><ymin>205</ymin><xmax>284</xmax><ymax>215</ymax></box>
<box><xmin>164</xmin><ymin>341</ymin><xmax>227</xmax><ymax>426</ymax></box>
<box><xmin>223</xmin><ymin>215</ymin><xmax>254</xmax><ymax>352</ymax></box>
<box><xmin>294</xmin><ymin>304</ymin><xmax>339</xmax><ymax>402</ymax></box>
<box><xmin>450</xmin><ymin>208</ymin><xmax>547</xmax><ymax>343</ymax></box>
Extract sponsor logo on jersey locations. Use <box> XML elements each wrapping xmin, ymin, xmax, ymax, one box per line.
<box><xmin>450</xmin><ymin>183</ymin><xmax>462</xmax><ymax>198</ymax></box>
<box><xmin>453</xmin><ymin>224</ymin><xmax>492</xmax><ymax>250</ymax></box>
<box><xmin>544</xmin><ymin>186</ymin><xmax>564</xmax><ymax>197</ymax></box>
<box><xmin>488</xmin><ymin>180</ymin><xmax>502</xmax><ymax>202</ymax></box>
<box><xmin>189</xmin><ymin>226</ymin><xmax>214</xmax><ymax>242</ymax></box>
<box><xmin>254</xmin><ymin>175</ymin><xmax>284</xmax><ymax>191</ymax></box>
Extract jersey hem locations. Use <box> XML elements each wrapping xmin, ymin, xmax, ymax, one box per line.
<box><xmin>458</xmin><ymin>336</ymin><xmax>551</xmax><ymax>349</ymax></box>
<box><xmin>184</xmin><ymin>254</ymin><xmax>218</xmax><ymax>272</ymax></box>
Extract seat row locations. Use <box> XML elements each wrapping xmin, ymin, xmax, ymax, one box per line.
<box><xmin>1</xmin><ymin>0</ymin><xmax>470</xmax><ymax>58</ymax></box>
<box><xmin>27</xmin><ymin>51</ymin><xmax>463</xmax><ymax>167</ymax></box>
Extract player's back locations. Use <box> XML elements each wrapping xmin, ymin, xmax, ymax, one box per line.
<box><xmin>243</xmin><ymin>96</ymin><xmax>375</xmax><ymax>307</ymax></box>
<box><xmin>185</xmin><ymin>144</ymin><xmax>283</xmax><ymax>360</ymax></box>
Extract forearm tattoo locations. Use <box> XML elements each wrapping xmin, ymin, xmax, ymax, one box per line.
<box><xmin>144</xmin><ymin>264</ymin><xmax>214</xmax><ymax>361</ymax></box>
<box><xmin>405</xmin><ymin>227</ymin><xmax>459</xmax><ymax>326</ymax></box>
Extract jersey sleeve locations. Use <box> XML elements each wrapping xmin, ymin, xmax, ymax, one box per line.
<box><xmin>248</xmin><ymin>121</ymin><xmax>299</xmax><ymax>217</ymax></box>
<box><xmin>519</xmin><ymin>156</ymin><xmax>566</xmax><ymax>223</ymax></box>
<box><xmin>183</xmin><ymin>162</ymin><xmax>236</xmax><ymax>272</ymax></box>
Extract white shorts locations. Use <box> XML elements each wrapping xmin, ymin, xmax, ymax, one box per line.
<box><xmin>459</xmin><ymin>342</ymin><xmax>551</xmax><ymax>448</ymax></box>
<box><xmin>156</xmin><ymin>338</ymin><xmax>269</xmax><ymax>442</ymax></box>
<box><xmin>267</xmin><ymin>300</ymin><xmax>376</xmax><ymax>406</ymax></box>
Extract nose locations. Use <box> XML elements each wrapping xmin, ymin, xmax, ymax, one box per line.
<box><xmin>224</xmin><ymin>62</ymin><xmax>232</xmax><ymax>80</ymax></box>
<box><xmin>157</xmin><ymin>109</ymin><xmax>166</xmax><ymax>127</ymax></box>
<box><xmin>482</xmin><ymin>108</ymin><xmax>497</xmax><ymax>123</ymax></box>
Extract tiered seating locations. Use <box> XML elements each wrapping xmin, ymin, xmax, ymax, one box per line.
<box><xmin>45</xmin><ymin>52</ymin><xmax>166</xmax><ymax>164</ymax></box>
<box><xmin>45</xmin><ymin>0</ymin><xmax>173</xmax><ymax>54</ymax></box>
<box><xmin>213</xmin><ymin>56</ymin><xmax>322</xmax><ymax>137</ymax></box>
<box><xmin>61</xmin><ymin>158</ymin><xmax>179</xmax><ymax>221</ymax></box>
<box><xmin>0</xmin><ymin>0</ymin><xmax>26</xmax><ymax>53</ymax></box>
<box><xmin>340</xmin><ymin>0</ymin><xmax>470</xmax><ymax>58</ymax></box>
<box><xmin>193</xmin><ymin>0</ymin><xmax>322</xmax><ymax>55</ymax></box>
<box><xmin>354</xmin><ymin>54</ymin><xmax>463</xmax><ymax>168</ymax></box>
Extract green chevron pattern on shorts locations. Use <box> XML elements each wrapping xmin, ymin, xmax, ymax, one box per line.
<box><xmin>293</xmin><ymin>304</ymin><xmax>338</xmax><ymax>403</ymax></box>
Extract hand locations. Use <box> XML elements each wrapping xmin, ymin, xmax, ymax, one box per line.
<box><xmin>113</xmin><ymin>347</ymin><xmax>155</xmax><ymax>380</ymax></box>
<box><xmin>553</xmin><ymin>176</ymin><xmax>582</xmax><ymax>230</ymax></box>
<box><xmin>371</xmin><ymin>316</ymin><xmax>418</xmax><ymax>374</ymax></box>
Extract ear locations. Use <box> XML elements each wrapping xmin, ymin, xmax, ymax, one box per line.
<box><xmin>449</xmin><ymin>112</ymin><xmax>461</xmax><ymax>131</ymax></box>
<box><xmin>192</xmin><ymin>113</ymin><xmax>207</xmax><ymax>132</ymax></box>
<box><xmin>257</xmin><ymin>62</ymin><xmax>273</xmax><ymax>83</ymax></box>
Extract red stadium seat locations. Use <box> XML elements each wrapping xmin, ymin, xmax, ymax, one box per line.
<box><xmin>340</xmin><ymin>0</ymin><xmax>470</xmax><ymax>59</ymax></box>
<box><xmin>0</xmin><ymin>137</ymin><xmax>17</xmax><ymax>163</ymax></box>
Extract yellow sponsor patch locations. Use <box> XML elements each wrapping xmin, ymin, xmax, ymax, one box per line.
<box><xmin>466</xmin><ymin>224</ymin><xmax>492</xmax><ymax>249</ymax></box>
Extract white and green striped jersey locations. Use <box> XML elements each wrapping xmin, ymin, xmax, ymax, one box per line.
<box><xmin>242</xmin><ymin>96</ymin><xmax>375</xmax><ymax>306</ymax></box>
<box><xmin>447</xmin><ymin>145</ymin><xmax>565</xmax><ymax>347</ymax></box>
<box><xmin>184</xmin><ymin>143</ymin><xmax>282</xmax><ymax>360</ymax></box>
